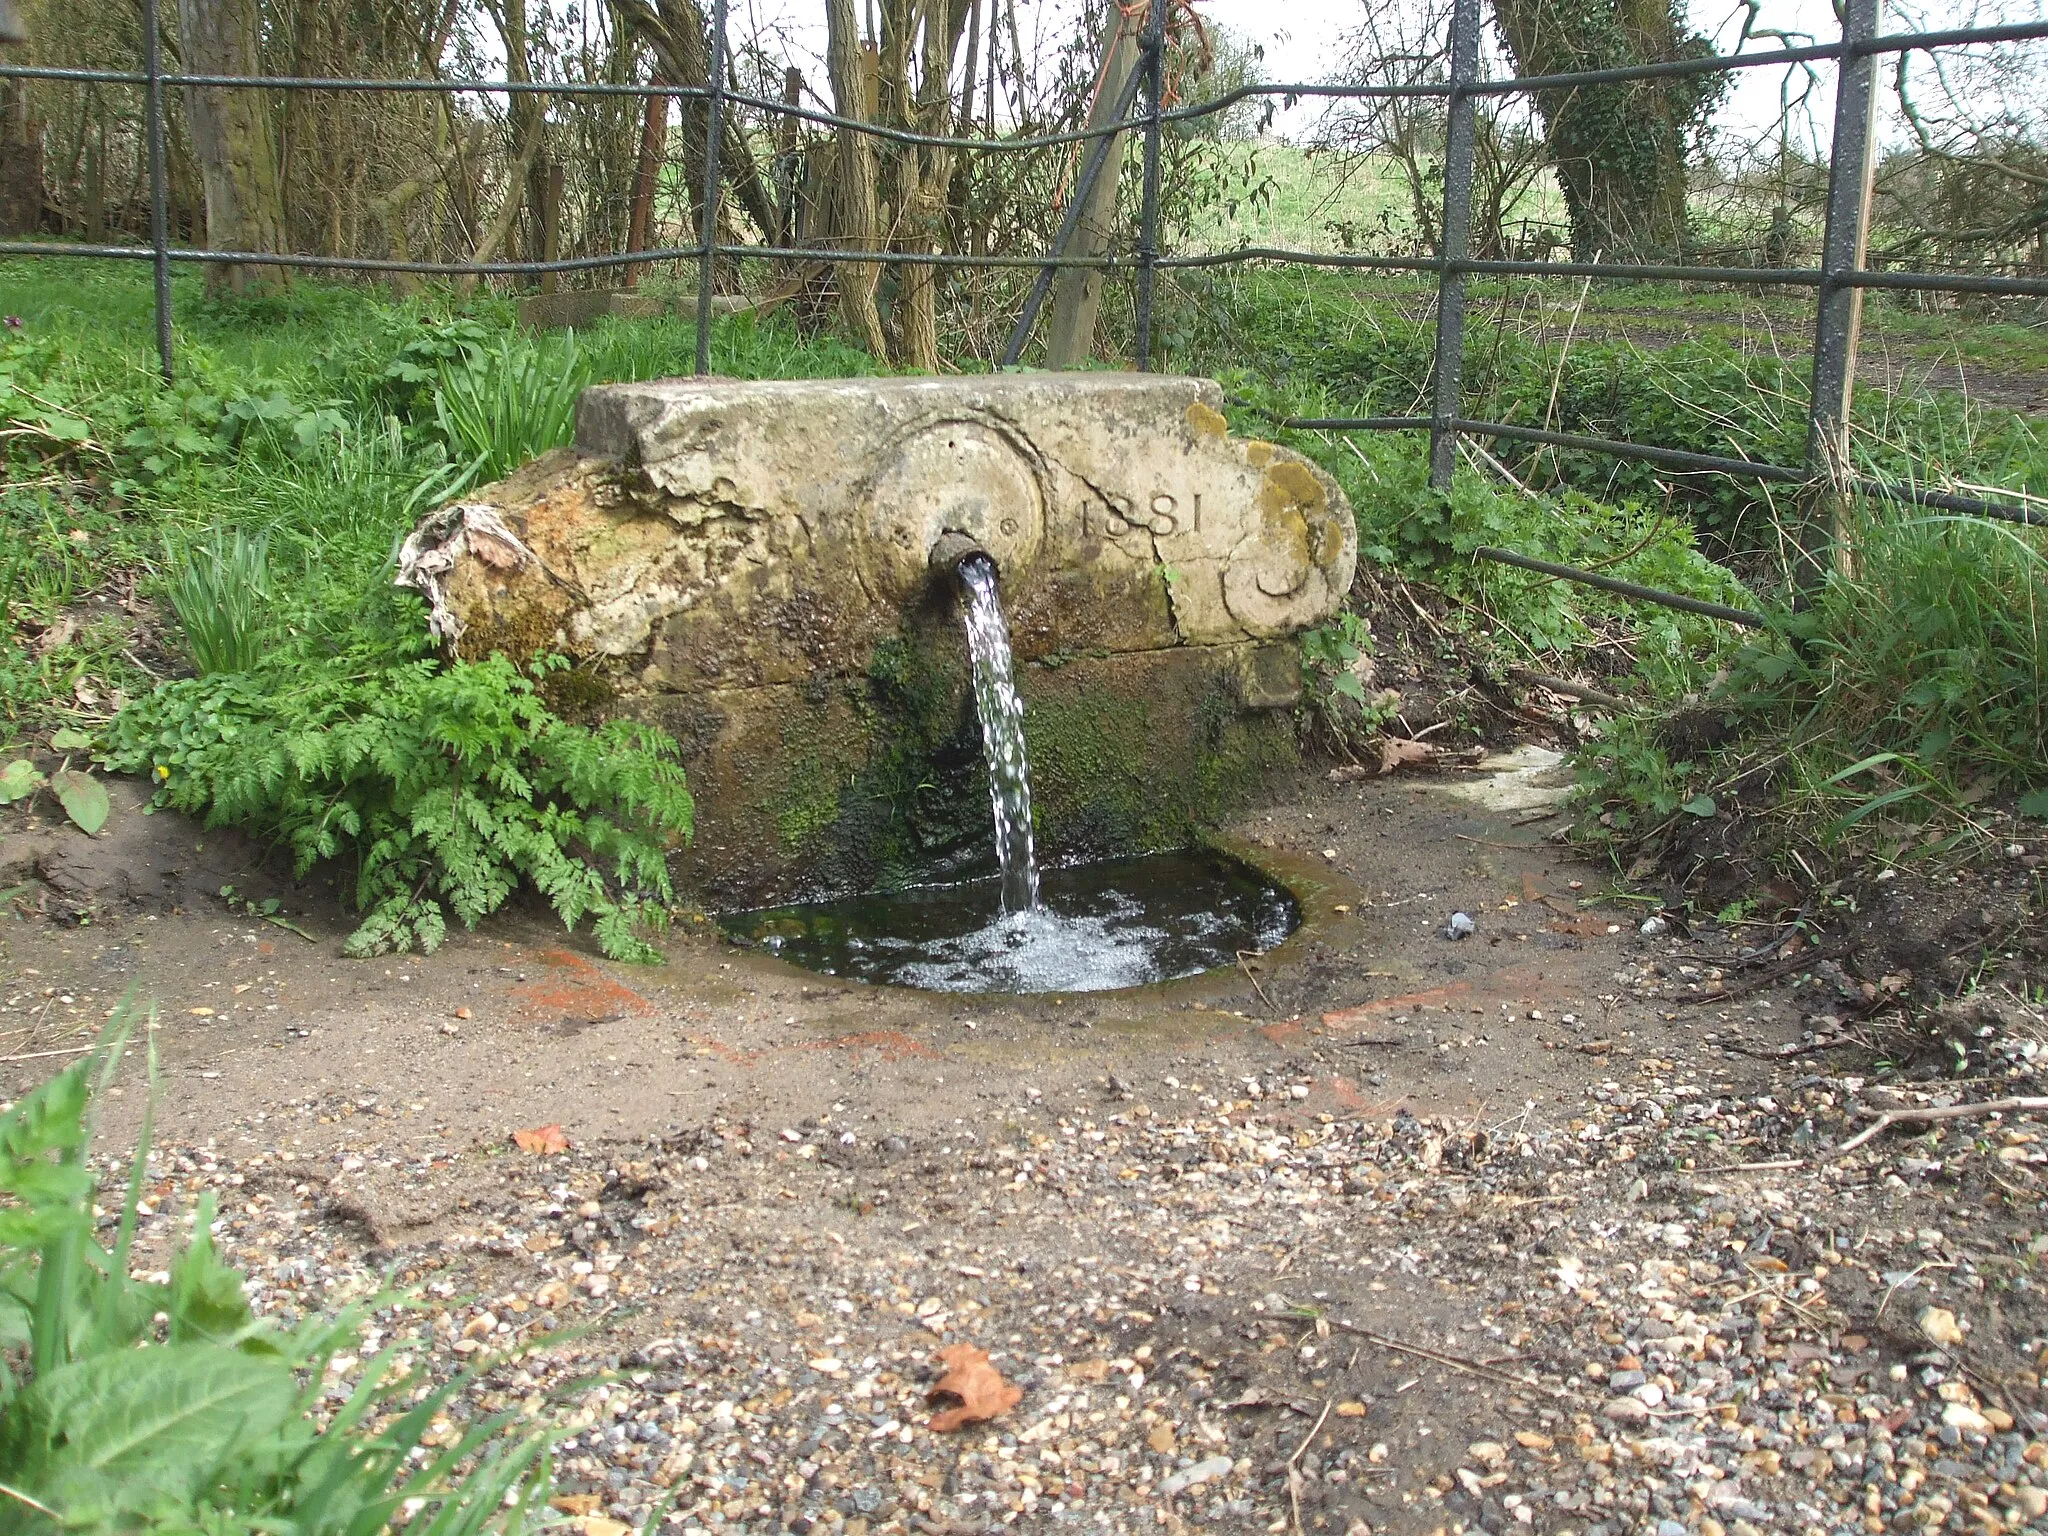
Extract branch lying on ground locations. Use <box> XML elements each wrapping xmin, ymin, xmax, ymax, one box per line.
<box><xmin>1837</xmin><ymin>1096</ymin><xmax>2048</xmax><ymax>1155</ymax></box>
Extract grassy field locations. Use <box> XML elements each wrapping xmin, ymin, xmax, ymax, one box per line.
<box><xmin>1</xmin><ymin>254</ymin><xmax>2042</xmax><ymax>939</ymax></box>
<box><xmin>1175</xmin><ymin>142</ymin><xmax>1570</xmax><ymax>256</ymax></box>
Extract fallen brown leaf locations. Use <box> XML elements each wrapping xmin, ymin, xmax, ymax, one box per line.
<box><xmin>550</xmin><ymin>1495</ymin><xmax>603</xmax><ymax>1516</ymax></box>
<box><xmin>1548</xmin><ymin>914</ymin><xmax>1614</xmax><ymax>938</ymax></box>
<box><xmin>1378</xmin><ymin>737</ymin><xmax>1439</xmax><ymax>775</ymax></box>
<box><xmin>926</xmin><ymin>1344</ymin><xmax>1022</xmax><ymax>1432</ymax></box>
<box><xmin>512</xmin><ymin>1124</ymin><xmax>570</xmax><ymax>1155</ymax></box>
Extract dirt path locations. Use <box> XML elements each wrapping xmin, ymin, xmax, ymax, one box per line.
<box><xmin>4</xmin><ymin>767</ymin><xmax>2045</xmax><ymax>1536</ymax></box>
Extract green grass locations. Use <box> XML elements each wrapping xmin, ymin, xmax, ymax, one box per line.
<box><xmin>0</xmin><ymin>258</ymin><xmax>874</xmax><ymax>957</ymax></box>
<box><xmin>1176</xmin><ymin>143</ymin><xmax>1568</xmax><ymax>256</ymax></box>
<box><xmin>2</xmin><ymin>254</ymin><xmax>2042</xmax><ymax>921</ymax></box>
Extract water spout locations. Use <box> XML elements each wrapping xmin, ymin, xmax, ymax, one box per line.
<box><xmin>951</xmin><ymin>549</ymin><xmax>1040</xmax><ymax>913</ymax></box>
<box><xmin>928</xmin><ymin>529</ymin><xmax>988</xmax><ymax>576</ymax></box>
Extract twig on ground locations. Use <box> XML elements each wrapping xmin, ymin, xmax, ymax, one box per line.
<box><xmin>1236</xmin><ymin>952</ymin><xmax>1275</xmax><ymax>1013</ymax></box>
<box><xmin>0</xmin><ymin>1043</ymin><xmax>95</xmax><ymax>1063</ymax></box>
<box><xmin>1673</xmin><ymin>941</ymin><xmax>1858</xmax><ymax>1005</ymax></box>
<box><xmin>1326</xmin><ymin>1319</ymin><xmax>1560</xmax><ymax>1395</ymax></box>
<box><xmin>1506</xmin><ymin>666</ymin><xmax>1634</xmax><ymax>711</ymax></box>
<box><xmin>1287</xmin><ymin>1398</ymin><xmax>1336</xmax><ymax>1535</ymax></box>
<box><xmin>1837</xmin><ymin>1096</ymin><xmax>2048</xmax><ymax>1154</ymax></box>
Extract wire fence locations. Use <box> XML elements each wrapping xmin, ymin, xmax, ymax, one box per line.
<box><xmin>3</xmin><ymin>0</ymin><xmax>2046</xmax><ymax>595</ymax></box>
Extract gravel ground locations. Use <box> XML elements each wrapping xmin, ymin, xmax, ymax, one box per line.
<box><xmin>10</xmin><ymin>772</ymin><xmax>2048</xmax><ymax>1536</ymax></box>
<box><xmin>106</xmin><ymin>989</ymin><xmax>2048</xmax><ymax>1536</ymax></box>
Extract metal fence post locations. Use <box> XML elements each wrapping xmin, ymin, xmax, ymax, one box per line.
<box><xmin>142</xmin><ymin>0</ymin><xmax>173</xmax><ymax>383</ymax></box>
<box><xmin>1802</xmin><ymin>0</ymin><xmax>1880</xmax><ymax>587</ymax></box>
<box><xmin>693</xmin><ymin>0</ymin><xmax>728</xmax><ymax>377</ymax></box>
<box><xmin>1131</xmin><ymin>0</ymin><xmax>1168</xmax><ymax>371</ymax></box>
<box><xmin>1428</xmin><ymin>0</ymin><xmax>1480</xmax><ymax>490</ymax></box>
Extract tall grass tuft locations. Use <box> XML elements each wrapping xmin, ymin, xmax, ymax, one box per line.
<box><xmin>163</xmin><ymin>528</ymin><xmax>275</xmax><ymax>676</ymax></box>
<box><xmin>1792</xmin><ymin>508</ymin><xmax>2046</xmax><ymax>789</ymax></box>
<box><xmin>0</xmin><ymin>1002</ymin><xmax>559</xmax><ymax>1534</ymax></box>
<box><xmin>432</xmin><ymin>330</ymin><xmax>585</xmax><ymax>486</ymax></box>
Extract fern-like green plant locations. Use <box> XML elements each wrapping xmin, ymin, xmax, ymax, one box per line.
<box><xmin>162</xmin><ymin>528</ymin><xmax>275</xmax><ymax>677</ymax></box>
<box><xmin>102</xmin><ymin>649</ymin><xmax>692</xmax><ymax>961</ymax></box>
<box><xmin>0</xmin><ymin>1006</ymin><xmax>559</xmax><ymax>1535</ymax></box>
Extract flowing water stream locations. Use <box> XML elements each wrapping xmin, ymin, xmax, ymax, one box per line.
<box><xmin>958</xmin><ymin>553</ymin><xmax>1039</xmax><ymax>912</ymax></box>
<box><xmin>718</xmin><ymin>547</ymin><xmax>1300</xmax><ymax>993</ymax></box>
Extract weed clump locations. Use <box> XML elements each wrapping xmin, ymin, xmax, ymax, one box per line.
<box><xmin>0</xmin><ymin>1008</ymin><xmax>559</xmax><ymax>1532</ymax></box>
<box><xmin>102</xmin><ymin>644</ymin><xmax>693</xmax><ymax>961</ymax></box>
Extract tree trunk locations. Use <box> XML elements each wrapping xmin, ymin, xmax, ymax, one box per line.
<box><xmin>887</xmin><ymin>0</ymin><xmax>972</xmax><ymax>372</ymax></box>
<box><xmin>825</xmin><ymin>0</ymin><xmax>887</xmax><ymax>357</ymax></box>
<box><xmin>623</xmin><ymin>75</ymin><xmax>668</xmax><ymax>289</ymax></box>
<box><xmin>613</xmin><ymin>0</ymin><xmax>785</xmax><ymax>246</ymax></box>
<box><xmin>1490</xmin><ymin>0</ymin><xmax>1711</xmax><ymax>261</ymax></box>
<box><xmin>1045</xmin><ymin>1</ymin><xmax>1141</xmax><ymax>368</ymax></box>
<box><xmin>177</xmin><ymin>0</ymin><xmax>289</xmax><ymax>290</ymax></box>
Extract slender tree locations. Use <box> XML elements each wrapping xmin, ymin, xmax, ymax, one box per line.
<box><xmin>1490</xmin><ymin>0</ymin><xmax>1722</xmax><ymax>260</ymax></box>
<box><xmin>177</xmin><ymin>0</ymin><xmax>289</xmax><ymax>288</ymax></box>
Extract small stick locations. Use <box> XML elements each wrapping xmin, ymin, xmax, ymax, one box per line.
<box><xmin>1327</xmin><ymin>1320</ymin><xmax>1557</xmax><ymax>1395</ymax></box>
<box><xmin>1837</xmin><ymin>1096</ymin><xmax>2048</xmax><ymax>1155</ymax></box>
<box><xmin>0</xmin><ymin>1044</ymin><xmax>95</xmax><ymax>1063</ymax></box>
<box><xmin>1672</xmin><ymin>941</ymin><xmax>1858</xmax><ymax>1005</ymax></box>
<box><xmin>1287</xmin><ymin>1397</ymin><xmax>1335</xmax><ymax>1535</ymax></box>
<box><xmin>1330</xmin><ymin>1037</ymin><xmax>1406</xmax><ymax>1049</ymax></box>
<box><xmin>1236</xmin><ymin>951</ymin><xmax>1275</xmax><ymax>1013</ymax></box>
<box><xmin>1701</xmin><ymin>1158</ymin><xmax>1807</xmax><ymax>1173</ymax></box>
<box><xmin>1505</xmin><ymin>666</ymin><xmax>1633</xmax><ymax>711</ymax></box>
<box><xmin>1454</xmin><ymin>834</ymin><xmax>1538</xmax><ymax>850</ymax></box>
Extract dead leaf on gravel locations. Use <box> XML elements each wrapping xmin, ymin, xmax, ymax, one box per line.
<box><xmin>1549</xmin><ymin>913</ymin><xmax>1616</xmax><ymax>938</ymax></box>
<box><xmin>1379</xmin><ymin>737</ymin><xmax>1440</xmax><ymax>775</ymax></box>
<box><xmin>1066</xmin><ymin>1358</ymin><xmax>1112</xmax><ymax>1383</ymax></box>
<box><xmin>512</xmin><ymin>1124</ymin><xmax>569</xmax><ymax>1155</ymax></box>
<box><xmin>926</xmin><ymin>1344</ymin><xmax>1022</xmax><ymax>1432</ymax></box>
<box><xmin>550</xmin><ymin>1495</ymin><xmax>603</xmax><ymax>1516</ymax></box>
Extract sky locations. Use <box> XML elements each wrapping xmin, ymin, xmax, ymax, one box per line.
<box><xmin>721</xmin><ymin>0</ymin><xmax>2046</xmax><ymax>155</ymax></box>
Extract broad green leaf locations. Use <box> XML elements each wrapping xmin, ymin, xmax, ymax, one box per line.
<box><xmin>0</xmin><ymin>759</ymin><xmax>43</xmax><ymax>804</ymax></box>
<box><xmin>13</xmin><ymin>1344</ymin><xmax>295</xmax><ymax>1510</ymax></box>
<box><xmin>167</xmin><ymin>1196</ymin><xmax>257</xmax><ymax>1346</ymax></box>
<box><xmin>31</xmin><ymin>413</ymin><xmax>90</xmax><ymax>444</ymax></box>
<box><xmin>1679</xmin><ymin>794</ymin><xmax>1717</xmax><ymax>818</ymax></box>
<box><xmin>2020</xmin><ymin>788</ymin><xmax>2048</xmax><ymax>821</ymax></box>
<box><xmin>49</xmin><ymin>771</ymin><xmax>109</xmax><ymax>836</ymax></box>
<box><xmin>47</xmin><ymin>729</ymin><xmax>91</xmax><ymax>752</ymax></box>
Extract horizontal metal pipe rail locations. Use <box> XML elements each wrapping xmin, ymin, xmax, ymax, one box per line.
<box><xmin>15</xmin><ymin>17</ymin><xmax>2048</xmax><ymax>120</ymax></box>
<box><xmin>14</xmin><ymin>235</ymin><xmax>2033</xmax><ymax>303</ymax></box>
<box><xmin>3</xmin><ymin>5</ymin><xmax>2041</xmax><ymax>544</ymax></box>
<box><xmin>1472</xmin><ymin>547</ymin><xmax>1771</xmax><ymax>627</ymax></box>
<box><xmin>0</xmin><ymin>239</ymin><xmax>1128</xmax><ymax>275</ymax></box>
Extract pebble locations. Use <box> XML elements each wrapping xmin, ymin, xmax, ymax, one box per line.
<box><xmin>1159</xmin><ymin>1454</ymin><xmax>1235</xmax><ymax>1496</ymax></box>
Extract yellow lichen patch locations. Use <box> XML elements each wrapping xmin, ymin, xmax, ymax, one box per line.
<box><xmin>1244</xmin><ymin>440</ymin><xmax>1277</xmax><ymax>468</ymax></box>
<box><xmin>1259</xmin><ymin>459</ymin><xmax>1328</xmax><ymax>518</ymax></box>
<box><xmin>1250</xmin><ymin>459</ymin><xmax>1332</xmax><ymax>579</ymax></box>
<box><xmin>1184</xmin><ymin>400</ymin><xmax>1229</xmax><ymax>439</ymax></box>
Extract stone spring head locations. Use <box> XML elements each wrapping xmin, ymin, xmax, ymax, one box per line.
<box><xmin>927</xmin><ymin>530</ymin><xmax>994</xmax><ymax>584</ymax></box>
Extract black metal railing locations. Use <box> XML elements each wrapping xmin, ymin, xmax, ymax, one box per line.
<box><xmin>3</xmin><ymin>0</ymin><xmax>2046</xmax><ymax>582</ymax></box>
